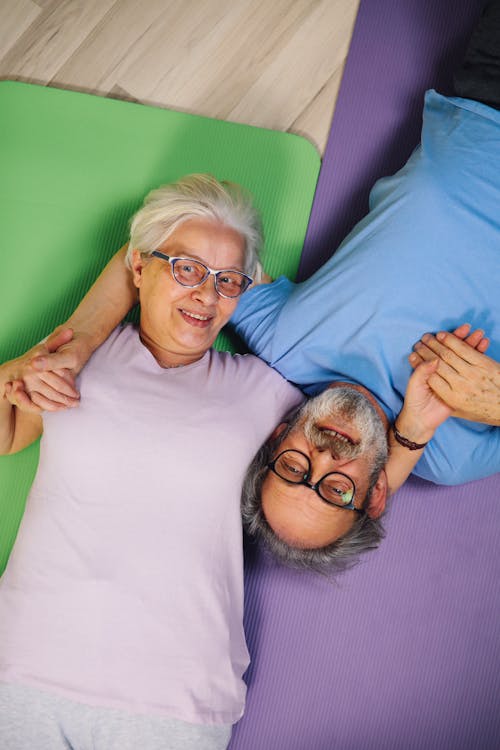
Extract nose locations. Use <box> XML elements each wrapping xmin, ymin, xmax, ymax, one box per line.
<box><xmin>191</xmin><ymin>275</ymin><xmax>219</xmax><ymax>305</ymax></box>
<box><xmin>308</xmin><ymin>447</ymin><xmax>347</xmax><ymax>483</ymax></box>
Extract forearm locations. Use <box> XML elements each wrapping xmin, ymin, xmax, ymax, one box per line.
<box><xmin>385</xmin><ymin>411</ymin><xmax>434</xmax><ymax>496</ymax></box>
<box><xmin>0</xmin><ymin>363</ymin><xmax>16</xmax><ymax>454</ymax></box>
<box><xmin>63</xmin><ymin>245</ymin><xmax>137</xmax><ymax>350</ymax></box>
<box><xmin>0</xmin><ymin>359</ymin><xmax>42</xmax><ymax>455</ymax></box>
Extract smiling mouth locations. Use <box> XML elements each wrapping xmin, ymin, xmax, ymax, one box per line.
<box><xmin>316</xmin><ymin>424</ymin><xmax>357</xmax><ymax>446</ymax></box>
<box><xmin>179</xmin><ymin>309</ymin><xmax>213</xmax><ymax>327</ymax></box>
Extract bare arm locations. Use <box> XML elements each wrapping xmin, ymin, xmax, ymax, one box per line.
<box><xmin>0</xmin><ymin>329</ymin><xmax>87</xmax><ymax>452</ymax></box>
<box><xmin>9</xmin><ymin>246</ymin><xmax>137</xmax><ymax>411</ymax></box>
<box><xmin>383</xmin><ymin>325</ymin><xmax>492</xmax><ymax>495</ymax></box>
<box><xmin>383</xmin><ymin>359</ymin><xmax>446</xmax><ymax>496</ymax></box>
<box><xmin>0</xmin><ymin>351</ymin><xmax>44</xmax><ymax>455</ymax></box>
<box><xmin>35</xmin><ymin>245</ymin><xmax>137</xmax><ymax>375</ymax></box>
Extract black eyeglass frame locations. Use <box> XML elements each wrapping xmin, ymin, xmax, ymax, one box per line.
<box><xmin>151</xmin><ymin>250</ymin><xmax>253</xmax><ymax>299</ymax></box>
<box><xmin>267</xmin><ymin>449</ymin><xmax>363</xmax><ymax>513</ymax></box>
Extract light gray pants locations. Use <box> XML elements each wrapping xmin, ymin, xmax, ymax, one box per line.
<box><xmin>0</xmin><ymin>682</ymin><xmax>232</xmax><ymax>750</ymax></box>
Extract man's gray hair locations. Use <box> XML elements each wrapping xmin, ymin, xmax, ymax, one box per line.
<box><xmin>125</xmin><ymin>174</ymin><xmax>263</xmax><ymax>277</ymax></box>
<box><xmin>241</xmin><ymin>405</ymin><xmax>386</xmax><ymax>576</ymax></box>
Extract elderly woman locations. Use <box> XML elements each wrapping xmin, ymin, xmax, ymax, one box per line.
<box><xmin>0</xmin><ymin>175</ymin><xmax>303</xmax><ymax>750</ymax></box>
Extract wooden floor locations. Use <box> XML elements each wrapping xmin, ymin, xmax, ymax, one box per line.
<box><xmin>0</xmin><ymin>0</ymin><xmax>360</xmax><ymax>155</ymax></box>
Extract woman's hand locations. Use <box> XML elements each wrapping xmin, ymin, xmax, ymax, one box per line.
<box><xmin>398</xmin><ymin>325</ymin><xmax>486</xmax><ymax>441</ymax></box>
<box><xmin>409</xmin><ymin>326</ymin><xmax>500</xmax><ymax>426</ymax></box>
<box><xmin>3</xmin><ymin>329</ymin><xmax>83</xmax><ymax>413</ymax></box>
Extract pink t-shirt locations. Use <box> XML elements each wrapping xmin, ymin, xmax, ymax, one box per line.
<box><xmin>0</xmin><ymin>326</ymin><xmax>303</xmax><ymax>724</ymax></box>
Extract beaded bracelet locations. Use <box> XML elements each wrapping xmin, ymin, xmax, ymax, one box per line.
<box><xmin>392</xmin><ymin>424</ymin><xmax>428</xmax><ymax>451</ymax></box>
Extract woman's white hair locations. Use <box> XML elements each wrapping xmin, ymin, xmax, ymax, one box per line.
<box><xmin>125</xmin><ymin>174</ymin><xmax>263</xmax><ymax>278</ymax></box>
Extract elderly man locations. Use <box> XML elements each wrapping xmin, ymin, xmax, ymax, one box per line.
<box><xmin>228</xmin><ymin>0</ymin><xmax>500</xmax><ymax>567</ymax></box>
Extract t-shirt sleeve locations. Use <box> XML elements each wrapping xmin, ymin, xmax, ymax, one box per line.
<box><xmin>414</xmin><ymin>420</ymin><xmax>500</xmax><ymax>485</ymax></box>
<box><xmin>229</xmin><ymin>277</ymin><xmax>295</xmax><ymax>364</ymax></box>
<box><xmin>256</xmin><ymin>358</ymin><xmax>305</xmax><ymax>427</ymax></box>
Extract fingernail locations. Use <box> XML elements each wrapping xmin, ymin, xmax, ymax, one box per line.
<box><xmin>409</xmin><ymin>353</ymin><xmax>417</xmax><ymax>361</ymax></box>
<box><xmin>436</xmin><ymin>332</ymin><xmax>445</xmax><ymax>341</ymax></box>
<box><xmin>32</xmin><ymin>358</ymin><xmax>45</xmax><ymax>370</ymax></box>
<box><xmin>421</xmin><ymin>333</ymin><xmax>431</xmax><ymax>343</ymax></box>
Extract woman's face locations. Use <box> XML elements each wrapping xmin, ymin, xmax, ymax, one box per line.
<box><xmin>131</xmin><ymin>218</ymin><xmax>246</xmax><ymax>367</ymax></box>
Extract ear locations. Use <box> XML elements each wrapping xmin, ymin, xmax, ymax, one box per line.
<box><xmin>365</xmin><ymin>469</ymin><xmax>388</xmax><ymax>519</ymax></box>
<box><xmin>130</xmin><ymin>248</ymin><xmax>146</xmax><ymax>288</ymax></box>
<box><xmin>270</xmin><ymin>422</ymin><xmax>288</xmax><ymax>441</ymax></box>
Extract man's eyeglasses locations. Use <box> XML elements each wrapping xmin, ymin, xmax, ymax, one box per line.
<box><xmin>151</xmin><ymin>250</ymin><xmax>253</xmax><ymax>299</ymax></box>
<box><xmin>267</xmin><ymin>449</ymin><xmax>362</xmax><ymax>512</ymax></box>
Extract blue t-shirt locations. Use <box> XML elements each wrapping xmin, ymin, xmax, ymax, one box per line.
<box><xmin>231</xmin><ymin>91</ymin><xmax>500</xmax><ymax>485</ymax></box>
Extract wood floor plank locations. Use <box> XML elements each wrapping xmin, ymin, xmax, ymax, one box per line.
<box><xmin>291</xmin><ymin>64</ymin><xmax>345</xmax><ymax>153</ymax></box>
<box><xmin>0</xmin><ymin>0</ymin><xmax>118</xmax><ymax>81</ymax></box>
<box><xmin>118</xmin><ymin>0</ymin><xmax>324</xmax><ymax>119</ymax></box>
<box><xmin>227</xmin><ymin>0</ymin><xmax>358</xmax><ymax>131</ymax></box>
<box><xmin>53</xmin><ymin>0</ymin><xmax>177</xmax><ymax>92</ymax></box>
<box><xmin>110</xmin><ymin>0</ymin><xmax>240</xmax><ymax>102</ymax></box>
<box><xmin>0</xmin><ymin>0</ymin><xmax>41</xmax><ymax>62</ymax></box>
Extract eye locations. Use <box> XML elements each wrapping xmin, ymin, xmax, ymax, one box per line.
<box><xmin>217</xmin><ymin>274</ymin><xmax>243</xmax><ymax>292</ymax></box>
<box><xmin>282</xmin><ymin>460</ymin><xmax>303</xmax><ymax>475</ymax></box>
<box><xmin>321</xmin><ymin>479</ymin><xmax>353</xmax><ymax>505</ymax></box>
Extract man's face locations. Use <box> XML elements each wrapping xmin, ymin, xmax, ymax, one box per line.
<box><xmin>261</xmin><ymin>386</ymin><xmax>388</xmax><ymax>549</ymax></box>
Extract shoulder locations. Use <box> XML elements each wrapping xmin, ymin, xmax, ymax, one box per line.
<box><xmin>230</xmin><ymin>276</ymin><xmax>295</xmax><ymax>324</ymax></box>
<box><xmin>212</xmin><ymin>350</ymin><xmax>279</xmax><ymax>377</ymax></box>
<box><xmin>210</xmin><ymin>350</ymin><xmax>303</xmax><ymax>399</ymax></box>
<box><xmin>77</xmin><ymin>325</ymin><xmax>137</xmax><ymax>386</ymax></box>
<box><xmin>88</xmin><ymin>324</ymin><xmax>136</xmax><ymax>362</ymax></box>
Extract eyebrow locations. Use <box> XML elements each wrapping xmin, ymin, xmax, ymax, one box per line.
<box><xmin>165</xmin><ymin>244</ymin><xmax>245</xmax><ymax>272</ymax></box>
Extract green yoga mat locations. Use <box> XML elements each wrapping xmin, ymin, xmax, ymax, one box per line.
<box><xmin>0</xmin><ymin>81</ymin><xmax>320</xmax><ymax>573</ymax></box>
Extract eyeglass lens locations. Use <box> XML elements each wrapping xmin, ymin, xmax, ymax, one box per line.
<box><xmin>172</xmin><ymin>259</ymin><xmax>249</xmax><ymax>298</ymax></box>
<box><xmin>273</xmin><ymin>450</ymin><xmax>355</xmax><ymax>506</ymax></box>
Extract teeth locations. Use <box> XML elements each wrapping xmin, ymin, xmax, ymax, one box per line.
<box><xmin>320</xmin><ymin>428</ymin><xmax>353</xmax><ymax>445</ymax></box>
<box><xmin>182</xmin><ymin>310</ymin><xmax>210</xmax><ymax>321</ymax></box>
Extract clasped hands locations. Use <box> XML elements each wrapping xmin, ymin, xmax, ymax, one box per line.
<box><xmin>2</xmin><ymin>328</ymin><xmax>90</xmax><ymax>414</ymax></box>
<box><xmin>3</xmin><ymin>323</ymin><xmax>499</xmax><ymax>430</ymax></box>
<box><xmin>409</xmin><ymin>323</ymin><xmax>500</xmax><ymax>427</ymax></box>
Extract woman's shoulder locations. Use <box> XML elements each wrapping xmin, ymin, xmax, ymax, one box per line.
<box><xmin>79</xmin><ymin>324</ymin><xmax>138</xmax><ymax>378</ymax></box>
<box><xmin>209</xmin><ymin>350</ymin><xmax>303</xmax><ymax>399</ymax></box>
<box><xmin>210</xmin><ymin>349</ymin><xmax>270</xmax><ymax>373</ymax></box>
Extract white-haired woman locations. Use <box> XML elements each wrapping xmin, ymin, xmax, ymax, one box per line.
<box><xmin>0</xmin><ymin>175</ymin><xmax>303</xmax><ymax>750</ymax></box>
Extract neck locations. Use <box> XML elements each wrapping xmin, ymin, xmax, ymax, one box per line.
<box><xmin>139</xmin><ymin>327</ymin><xmax>205</xmax><ymax>369</ymax></box>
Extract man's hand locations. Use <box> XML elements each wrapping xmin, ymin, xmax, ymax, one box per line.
<box><xmin>31</xmin><ymin>326</ymin><xmax>94</xmax><ymax>377</ymax></box>
<box><xmin>3</xmin><ymin>328</ymin><xmax>83</xmax><ymax>413</ymax></box>
<box><xmin>409</xmin><ymin>327</ymin><xmax>500</xmax><ymax>426</ymax></box>
<box><xmin>397</xmin><ymin>359</ymin><xmax>453</xmax><ymax>443</ymax></box>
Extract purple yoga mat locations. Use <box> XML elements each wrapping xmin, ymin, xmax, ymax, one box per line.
<box><xmin>230</xmin><ymin>2</ymin><xmax>500</xmax><ymax>749</ymax></box>
<box><xmin>298</xmin><ymin>0</ymin><xmax>485</xmax><ymax>279</ymax></box>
